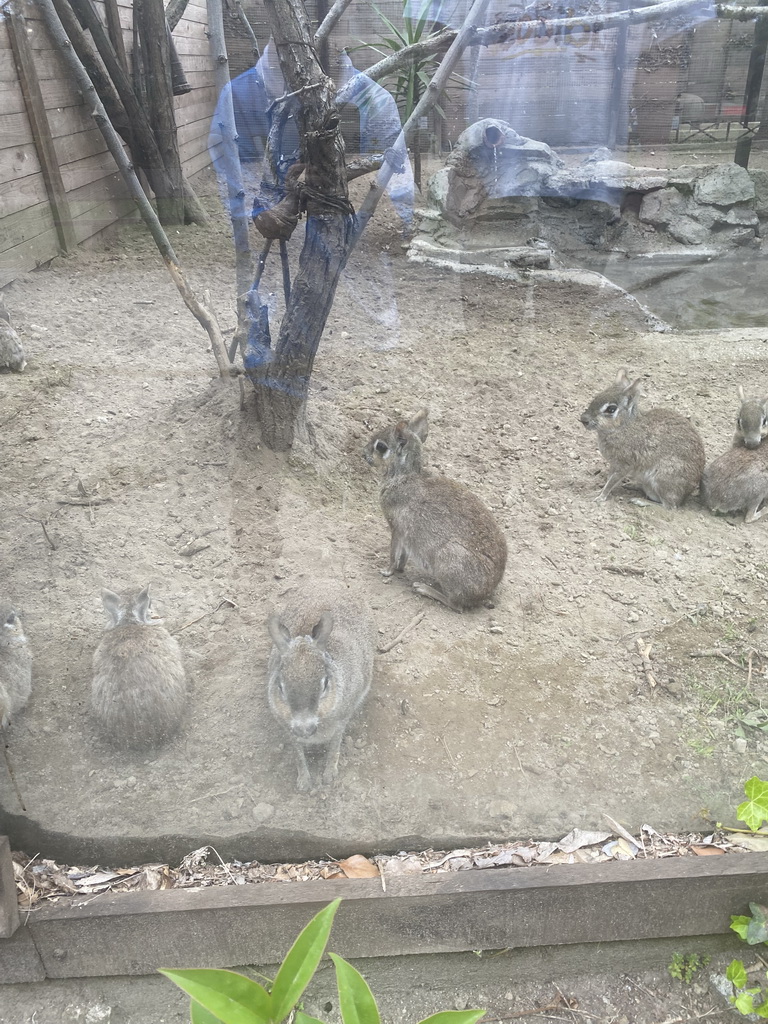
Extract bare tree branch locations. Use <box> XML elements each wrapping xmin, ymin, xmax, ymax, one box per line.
<box><xmin>165</xmin><ymin>0</ymin><xmax>189</xmax><ymax>30</ymax></box>
<box><xmin>231</xmin><ymin>0</ymin><xmax>261</xmax><ymax>60</ymax></box>
<box><xmin>314</xmin><ymin>0</ymin><xmax>355</xmax><ymax>46</ymax></box>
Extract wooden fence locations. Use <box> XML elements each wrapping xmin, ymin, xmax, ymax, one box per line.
<box><xmin>0</xmin><ymin>0</ymin><xmax>216</xmax><ymax>288</ymax></box>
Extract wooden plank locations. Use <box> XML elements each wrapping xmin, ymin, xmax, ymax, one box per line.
<box><xmin>0</xmin><ymin>837</ymin><xmax>19</xmax><ymax>939</ymax></box>
<box><xmin>6</xmin><ymin>1</ymin><xmax>77</xmax><ymax>252</ymax></box>
<box><xmin>24</xmin><ymin>854</ymin><xmax>768</xmax><ymax>981</ymax></box>
<box><xmin>181</xmin><ymin>145</ymin><xmax>213</xmax><ymax>178</ymax></box>
<box><xmin>0</xmin><ymin>141</ymin><xmax>40</xmax><ymax>185</ymax></box>
<box><xmin>0</xmin><ymin>167</ymin><xmax>49</xmax><ymax>218</ymax></box>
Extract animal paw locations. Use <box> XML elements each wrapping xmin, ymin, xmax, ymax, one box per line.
<box><xmin>296</xmin><ymin>770</ymin><xmax>312</xmax><ymax>793</ymax></box>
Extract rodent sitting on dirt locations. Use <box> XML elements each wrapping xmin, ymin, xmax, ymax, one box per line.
<box><xmin>0</xmin><ymin>605</ymin><xmax>32</xmax><ymax>729</ymax></box>
<box><xmin>91</xmin><ymin>584</ymin><xmax>187</xmax><ymax>749</ymax></box>
<box><xmin>267</xmin><ymin>581</ymin><xmax>375</xmax><ymax>793</ymax></box>
<box><xmin>580</xmin><ymin>369</ymin><xmax>705</xmax><ymax>508</ymax></box>
<box><xmin>363</xmin><ymin>408</ymin><xmax>507</xmax><ymax>611</ymax></box>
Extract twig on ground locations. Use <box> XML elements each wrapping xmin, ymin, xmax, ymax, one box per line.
<box><xmin>173</xmin><ymin>599</ymin><xmax>237</xmax><ymax>634</ymax></box>
<box><xmin>689</xmin><ymin>647</ymin><xmax>749</xmax><ymax>672</ymax></box>
<box><xmin>57</xmin><ymin>497</ymin><xmax>113</xmax><ymax>506</ymax></box>
<box><xmin>377</xmin><ymin>609</ymin><xmax>425</xmax><ymax>653</ymax></box>
<box><xmin>603</xmin><ymin>564</ymin><xmax>646</xmax><ymax>577</ymax></box>
<box><xmin>512</xmin><ymin>743</ymin><xmax>528</xmax><ymax>779</ymax></box>
<box><xmin>636</xmin><ymin>637</ymin><xmax>657</xmax><ymax>689</ymax></box>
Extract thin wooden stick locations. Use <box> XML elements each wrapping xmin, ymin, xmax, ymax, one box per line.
<box><xmin>279</xmin><ymin>239</ymin><xmax>291</xmax><ymax>304</ymax></box>
<box><xmin>636</xmin><ymin>637</ymin><xmax>657</xmax><ymax>689</ymax></box>
<box><xmin>377</xmin><ymin>610</ymin><xmax>425</xmax><ymax>653</ymax></box>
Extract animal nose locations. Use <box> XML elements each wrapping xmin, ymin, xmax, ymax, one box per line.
<box><xmin>579</xmin><ymin>413</ymin><xmax>591</xmax><ymax>427</ymax></box>
<box><xmin>291</xmin><ymin>716</ymin><xmax>318</xmax><ymax>739</ymax></box>
<box><xmin>745</xmin><ymin>439</ymin><xmax>760</xmax><ymax>450</ymax></box>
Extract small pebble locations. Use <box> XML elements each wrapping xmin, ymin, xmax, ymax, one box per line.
<box><xmin>734</xmin><ymin>737</ymin><xmax>748</xmax><ymax>754</ymax></box>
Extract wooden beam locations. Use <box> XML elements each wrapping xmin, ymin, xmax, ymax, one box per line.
<box><xmin>6</xmin><ymin>0</ymin><xmax>77</xmax><ymax>253</ymax></box>
<box><xmin>16</xmin><ymin>853</ymin><xmax>768</xmax><ymax>981</ymax></box>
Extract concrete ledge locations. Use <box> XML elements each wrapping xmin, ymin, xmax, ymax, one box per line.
<box><xmin>4</xmin><ymin>852</ymin><xmax>766</xmax><ymax>982</ymax></box>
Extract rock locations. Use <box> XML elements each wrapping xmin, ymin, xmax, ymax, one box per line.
<box><xmin>734</xmin><ymin>737</ymin><xmax>748</xmax><ymax>754</ymax></box>
<box><xmin>750</xmin><ymin>168</ymin><xmax>768</xmax><ymax>219</ymax></box>
<box><xmin>724</xmin><ymin>204</ymin><xmax>759</xmax><ymax>227</ymax></box>
<box><xmin>252</xmin><ymin>801</ymin><xmax>274</xmax><ymax>823</ymax></box>
<box><xmin>694</xmin><ymin>163</ymin><xmax>755</xmax><ymax>206</ymax></box>
<box><xmin>639</xmin><ymin>188</ymin><xmax>686</xmax><ymax>227</ymax></box>
<box><xmin>668</xmin><ymin>216</ymin><xmax>711</xmax><ymax>246</ymax></box>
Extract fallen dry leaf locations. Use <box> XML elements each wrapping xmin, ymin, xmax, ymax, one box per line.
<box><xmin>338</xmin><ymin>855</ymin><xmax>379</xmax><ymax>878</ymax></box>
<box><xmin>690</xmin><ymin>846</ymin><xmax>725</xmax><ymax>856</ymax></box>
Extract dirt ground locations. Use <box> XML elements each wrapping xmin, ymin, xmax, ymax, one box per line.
<box><xmin>1</xmin><ymin>163</ymin><xmax>768</xmax><ymax>863</ymax></box>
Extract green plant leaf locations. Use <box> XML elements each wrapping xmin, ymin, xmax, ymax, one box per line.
<box><xmin>269</xmin><ymin>899</ymin><xmax>341</xmax><ymax>1023</ymax></box>
<box><xmin>748</xmin><ymin>904</ymin><xmax>768</xmax><ymax>944</ymax></box>
<box><xmin>417</xmin><ymin>1012</ymin><xmax>486</xmax><ymax>1024</ymax></box>
<box><xmin>733</xmin><ymin>991</ymin><xmax>765</xmax><ymax>1015</ymax></box>
<box><xmin>732</xmin><ymin>916</ymin><xmax>751</xmax><ymax>941</ymax></box>
<box><xmin>728</xmin><ymin>960</ymin><xmax>749</xmax><ymax>988</ymax></box>
<box><xmin>159</xmin><ymin>970</ymin><xmax>270</xmax><ymax>1024</ymax></box>
<box><xmin>191</xmin><ymin>1001</ymin><xmax>226</xmax><ymax>1024</ymax></box>
<box><xmin>329</xmin><ymin>954</ymin><xmax>380</xmax><ymax>1024</ymax></box>
<box><xmin>295</xmin><ymin>1014</ymin><xmax>329</xmax><ymax>1024</ymax></box>
<box><xmin>737</xmin><ymin>777</ymin><xmax>768</xmax><ymax>832</ymax></box>
<box><xmin>756</xmin><ymin>997</ymin><xmax>768</xmax><ymax>1018</ymax></box>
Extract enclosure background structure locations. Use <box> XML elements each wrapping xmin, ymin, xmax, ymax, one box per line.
<box><xmin>0</xmin><ymin>0</ymin><xmax>216</xmax><ymax>288</ymax></box>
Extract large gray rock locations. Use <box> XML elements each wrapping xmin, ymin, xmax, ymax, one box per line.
<box><xmin>694</xmin><ymin>164</ymin><xmax>755</xmax><ymax>206</ymax></box>
<box><xmin>749</xmin><ymin>169</ymin><xmax>768</xmax><ymax>219</ymax></box>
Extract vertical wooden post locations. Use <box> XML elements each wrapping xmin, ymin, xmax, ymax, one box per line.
<box><xmin>0</xmin><ymin>836</ymin><xmax>20</xmax><ymax>939</ymax></box>
<box><xmin>7</xmin><ymin>0</ymin><xmax>77</xmax><ymax>254</ymax></box>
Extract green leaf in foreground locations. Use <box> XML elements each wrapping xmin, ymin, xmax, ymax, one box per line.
<box><xmin>191</xmin><ymin>1000</ymin><xmax>226</xmax><ymax>1024</ymax></box>
<box><xmin>159</xmin><ymin>969</ymin><xmax>271</xmax><ymax>1024</ymax></box>
<box><xmin>329</xmin><ymin>953</ymin><xmax>381</xmax><ymax>1024</ymax></box>
<box><xmin>732</xmin><ymin>916</ymin><xmax>752</xmax><ymax>941</ymax></box>
<box><xmin>757</xmin><ymin>997</ymin><xmax>768</xmax><ymax>1019</ymax></box>
<box><xmin>295</xmin><ymin>1013</ymin><xmax>329</xmax><ymax>1024</ymax></box>
<box><xmin>748</xmin><ymin>904</ymin><xmax>768</xmax><ymax>945</ymax></box>
<box><xmin>269</xmin><ymin>899</ymin><xmax>341</xmax><ymax>1023</ymax></box>
<box><xmin>727</xmin><ymin>960</ymin><xmax>749</xmax><ymax>989</ymax></box>
<box><xmin>417</xmin><ymin>1011</ymin><xmax>487</xmax><ymax>1024</ymax></box>
<box><xmin>737</xmin><ymin>776</ymin><xmax>768</xmax><ymax>832</ymax></box>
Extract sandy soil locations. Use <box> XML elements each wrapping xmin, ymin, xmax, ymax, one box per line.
<box><xmin>1</xmin><ymin>168</ymin><xmax>767</xmax><ymax>863</ymax></box>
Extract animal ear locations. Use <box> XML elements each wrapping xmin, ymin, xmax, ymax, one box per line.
<box><xmin>408</xmin><ymin>408</ymin><xmax>429</xmax><ymax>442</ymax></box>
<box><xmin>135</xmin><ymin>585</ymin><xmax>152</xmax><ymax>623</ymax></box>
<box><xmin>394</xmin><ymin>421</ymin><xmax>410</xmax><ymax>451</ymax></box>
<box><xmin>738</xmin><ymin>385</ymin><xmax>746</xmax><ymax>402</ymax></box>
<box><xmin>268</xmin><ymin>614</ymin><xmax>291</xmax><ymax>652</ymax></box>
<box><xmin>311</xmin><ymin>612</ymin><xmax>334</xmax><ymax>647</ymax></box>
<box><xmin>3</xmin><ymin>611</ymin><xmax>17</xmax><ymax>628</ymax></box>
<box><xmin>623</xmin><ymin>377</ymin><xmax>643</xmax><ymax>397</ymax></box>
<box><xmin>101</xmin><ymin>589</ymin><xmax>123</xmax><ymax>626</ymax></box>
<box><xmin>615</xmin><ymin>368</ymin><xmax>632</xmax><ymax>387</ymax></box>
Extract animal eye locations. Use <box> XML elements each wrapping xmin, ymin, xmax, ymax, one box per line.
<box><xmin>321</xmin><ymin>676</ymin><xmax>330</xmax><ymax>695</ymax></box>
<box><xmin>374</xmin><ymin>440</ymin><xmax>387</xmax><ymax>455</ymax></box>
<box><xmin>603</xmin><ymin>403</ymin><xmax>618</xmax><ymax>415</ymax></box>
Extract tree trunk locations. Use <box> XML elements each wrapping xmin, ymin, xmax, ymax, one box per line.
<box><xmin>249</xmin><ymin>0</ymin><xmax>354</xmax><ymax>450</ymax></box>
<box><xmin>735</xmin><ymin>4</ymin><xmax>768</xmax><ymax>165</ymax></box>
<box><xmin>136</xmin><ymin>0</ymin><xmax>185</xmax><ymax>223</ymax></box>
